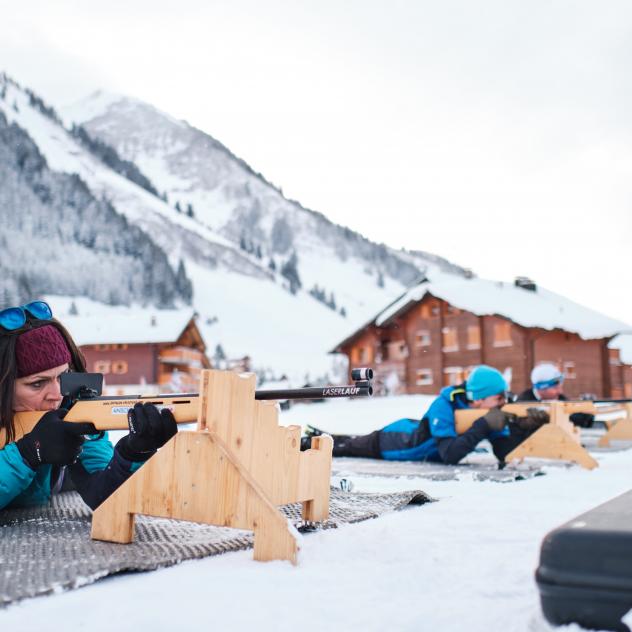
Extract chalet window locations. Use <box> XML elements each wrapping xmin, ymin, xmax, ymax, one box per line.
<box><xmin>431</xmin><ymin>305</ymin><xmax>440</xmax><ymax>316</ymax></box>
<box><xmin>93</xmin><ymin>361</ymin><xmax>110</xmax><ymax>374</ymax></box>
<box><xmin>442</xmin><ymin>327</ymin><xmax>458</xmax><ymax>352</ymax></box>
<box><xmin>466</xmin><ymin>326</ymin><xmax>481</xmax><ymax>350</ymax></box>
<box><xmin>493</xmin><ymin>322</ymin><xmax>512</xmax><ymax>347</ymax></box>
<box><xmin>111</xmin><ymin>361</ymin><xmax>128</xmax><ymax>375</ymax></box>
<box><xmin>415</xmin><ymin>330</ymin><xmax>431</xmax><ymax>347</ymax></box>
<box><xmin>419</xmin><ymin>304</ymin><xmax>431</xmax><ymax>319</ymax></box>
<box><xmin>563</xmin><ymin>361</ymin><xmax>576</xmax><ymax>379</ymax></box>
<box><xmin>358</xmin><ymin>346</ymin><xmax>373</xmax><ymax>364</ymax></box>
<box><xmin>415</xmin><ymin>369</ymin><xmax>433</xmax><ymax>386</ymax></box>
<box><xmin>443</xmin><ymin>366</ymin><xmax>464</xmax><ymax>386</ymax></box>
<box><xmin>387</xmin><ymin>341</ymin><xmax>408</xmax><ymax>360</ymax></box>
<box><xmin>445</xmin><ymin>304</ymin><xmax>460</xmax><ymax>315</ymax></box>
<box><xmin>351</xmin><ymin>348</ymin><xmax>360</xmax><ymax>365</ymax></box>
<box><xmin>111</xmin><ymin>344</ymin><xmax>128</xmax><ymax>351</ymax></box>
<box><xmin>94</xmin><ymin>344</ymin><xmax>110</xmax><ymax>351</ymax></box>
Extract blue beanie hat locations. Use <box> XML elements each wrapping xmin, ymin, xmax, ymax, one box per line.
<box><xmin>466</xmin><ymin>365</ymin><xmax>507</xmax><ymax>401</ymax></box>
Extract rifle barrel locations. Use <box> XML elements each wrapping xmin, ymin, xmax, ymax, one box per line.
<box><xmin>255</xmin><ymin>385</ymin><xmax>372</xmax><ymax>400</ymax></box>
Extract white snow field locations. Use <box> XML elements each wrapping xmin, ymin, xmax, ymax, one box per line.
<box><xmin>1</xmin><ymin>394</ymin><xmax>631</xmax><ymax>632</ymax></box>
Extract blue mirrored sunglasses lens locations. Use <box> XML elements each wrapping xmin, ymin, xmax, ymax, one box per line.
<box><xmin>24</xmin><ymin>301</ymin><xmax>53</xmax><ymax>320</ymax></box>
<box><xmin>0</xmin><ymin>307</ymin><xmax>27</xmax><ymax>330</ymax></box>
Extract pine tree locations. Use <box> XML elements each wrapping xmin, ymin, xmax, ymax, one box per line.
<box><xmin>175</xmin><ymin>259</ymin><xmax>193</xmax><ymax>303</ymax></box>
<box><xmin>280</xmin><ymin>252</ymin><xmax>302</xmax><ymax>295</ymax></box>
<box><xmin>175</xmin><ymin>201</ymin><xmax>182</xmax><ymax>213</ymax></box>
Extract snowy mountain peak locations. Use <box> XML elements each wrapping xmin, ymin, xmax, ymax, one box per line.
<box><xmin>2</xmin><ymin>72</ymin><xmax>470</xmax><ymax>381</ymax></box>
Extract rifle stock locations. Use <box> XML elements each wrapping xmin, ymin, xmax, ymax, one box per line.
<box><xmin>454</xmin><ymin>400</ymin><xmax>631</xmax><ymax>434</ymax></box>
<box><xmin>454</xmin><ymin>404</ymin><xmax>533</xmax><ymax>434</ymax></box>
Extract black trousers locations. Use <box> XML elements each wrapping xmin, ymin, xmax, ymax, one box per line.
<box><xmin>331</xmin><ymin>430</ymin><xmax>382</xmax><ymax>458</ymax></box>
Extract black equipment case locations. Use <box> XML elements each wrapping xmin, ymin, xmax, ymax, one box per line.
<box><xmin>536</xmin><ymin>490</ymin><xmax>632</xmax><ymax>631</ymax></box>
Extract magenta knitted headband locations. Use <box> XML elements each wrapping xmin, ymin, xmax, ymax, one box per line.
<box><xmin>15</xmin><ymin>325</ymin><xmax>72</xmax><ymax>378</ymax></box>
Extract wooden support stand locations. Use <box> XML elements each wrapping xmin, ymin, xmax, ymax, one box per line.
<box><xmin>598</xmin><ymin>403</ymin><xmax>632</xmax><ymax>447</ymax></box>
<box><xmin>505</xmin><ymin>402</ymin><xmax>598</xmax><ymax>470</ymax></box>
<box><xmin>91</xmin><ymin>370</ymin><xmax>333</xmax><ymax>564</ymax></box>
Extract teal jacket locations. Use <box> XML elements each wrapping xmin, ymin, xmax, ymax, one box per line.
<box><xmin>0</xmin><ymin>432</ymin><xmax>141</xmax><ymax>510</ymax></box>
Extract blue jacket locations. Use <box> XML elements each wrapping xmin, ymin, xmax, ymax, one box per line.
<box><xmin>0</xmin><ymin>432</ymin><xmax>141</xmax><ymax>510</ymax></box>
<box><xmin>379</xmin><ymin>385</ymin><xmax>508</xmax><ymax>464</ymax></box>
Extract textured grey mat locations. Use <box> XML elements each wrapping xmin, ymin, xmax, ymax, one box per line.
<box><xmin>331</xmin><ymin>455</ymin><xmax>550</xmax><ymax>482</ymax></box>
<box><xmin>0</xmin><ymin>488</ymin><xmax>432</xmax><ymax>606</ymax></box>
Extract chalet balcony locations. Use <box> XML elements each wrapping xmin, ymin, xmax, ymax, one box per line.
<box><xmin>159</xmin><ymin>346</ymin><xmax>205</xmax><ymax>369</ymax></box>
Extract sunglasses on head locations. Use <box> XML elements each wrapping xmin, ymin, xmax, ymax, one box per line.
<box><xmin>0</xmin><ymin>301</ymin><xmax>53</xmax><ymax>331</ymax></box>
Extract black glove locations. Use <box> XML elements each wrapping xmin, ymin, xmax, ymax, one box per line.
<box><xmin>515</xmin><ymin>407</ymin><xmax>550</xmax><ymax>432</ymax></box>
<box><xmin>481</xmin><ymin>407</ymin><xmax>509</xmax><ymax>432</ymax></box>
<box><xmin>16</xmin><ymin>409</ymin><xmax>97</xmax><ymax>469</ymax></box>
<box><xmin>569</xmin><ymin>412</ymin><xmax>595</xmax><ymax>429</ymax></box>
<box><xmin>116</xmin><ymin>403</ymin><xmax>177</xmax><ymax>462</ymax></box>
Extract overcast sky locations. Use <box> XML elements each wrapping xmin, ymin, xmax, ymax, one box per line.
<box><xmin>2</xmin><ymin>0</ymin><xmax>632</xmax><ymax>325</ymax></box>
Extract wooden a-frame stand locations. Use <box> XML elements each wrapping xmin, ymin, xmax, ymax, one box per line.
<box><xmin>504</xmin><ymin>401</ymin><xmax>598</xmax><ymax>469</ymax></box>
<box><xmin>455</xmin><ymin>402</ymin><xmax>598</xmax><ymax>469</ymax></box>
<box><xmin>598</xmin><ymin>402</ymin><xmax>632</xmax><ymax>447</ymax></box>
<box><xmin>91</xmin><ymin>370</ymin><xmax>333</xmax><ymax>564</ymax></box>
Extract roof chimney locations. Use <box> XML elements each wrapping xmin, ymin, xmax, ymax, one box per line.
<box><xmin>514</xmin><ymin>276</ymin><xmax>537</xmax><ymax>292</ymax></box>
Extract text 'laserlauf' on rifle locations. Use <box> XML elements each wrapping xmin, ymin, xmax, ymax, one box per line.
<box><xmin>5</xmin><ymin>368</ymin><xmax>374</xmax><ymax>446</ymax></box>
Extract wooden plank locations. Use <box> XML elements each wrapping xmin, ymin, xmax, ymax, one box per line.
<box><xmin>598</xmin><ymin>419</ymin><xmax>632</xmax><ymax>446</ymax></box>
<box><xmin>300</xmin><ymin>435</ymin><xmax>333</xmax><ymax>522</ymax></box>
<box><xmin>505</xmin><ymin>424</ymin><xmax>598</xmax><ymax>470</ymax></box>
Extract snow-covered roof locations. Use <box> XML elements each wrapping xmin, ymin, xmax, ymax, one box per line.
<box><xmin>609</xmin><ymin>334</ymin><xmax>632</xmax><ymax>365</ymax></box>
<box><xmin>375</xmin><ymin>272</ymin><xmax>632</xmax><ymax>340</ymax></box>
<box><xmin>45</xmin><ymin>297</ymin><xmax>198</xmax><ymax>346</ymax></box>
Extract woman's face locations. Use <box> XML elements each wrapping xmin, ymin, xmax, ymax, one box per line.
<box><xmin>13</xmin><ymin>363</ymin><xmax>69</xmax><ymax>412</ymax></box>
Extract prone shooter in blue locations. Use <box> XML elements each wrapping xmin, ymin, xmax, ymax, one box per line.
<box><xmin>302</xmin><ymin>365</ymin><xmax>540</xmax><ymax>465</ymax></box>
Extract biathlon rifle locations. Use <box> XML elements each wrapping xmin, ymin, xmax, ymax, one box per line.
<box><xmin>6</xmin><ymin>368</ymin><xmax>374</xmax><ymax>445</ymax></box>
<box><xmin>454</xmin><ymin>399</ymin><xmax>632</xmax><ymax>434</ymax></box>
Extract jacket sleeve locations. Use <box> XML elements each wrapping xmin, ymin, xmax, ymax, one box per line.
<box><xmin>435</xmin><ymin>418</ymin><xmax>492</xmax><ymax>464</ymax></box>
<box><xmin>0</xmin><ymin>443</ymin><xmax>37</xmax><ymax>509</ymax></box>
<box><xmin>426</xmin><ymin>395</ymin><xmax>459</xmax><ymax>438</ymax></box>
<box><xmin>68</xmin><ymin>433</ymin><xmax>143</xmax><ymax>510</ymax></box>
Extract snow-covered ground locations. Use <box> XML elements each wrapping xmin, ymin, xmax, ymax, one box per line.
<box><xmin>1</xmin><ymin>395</ymin><xmax>631</xmax><ymax>632</ymax></box>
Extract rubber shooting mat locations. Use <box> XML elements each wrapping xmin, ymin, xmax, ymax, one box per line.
<box><xmin>0</xmin><ymin>488</ymin><xmax>432</xmax><ymax>606</ymax></box>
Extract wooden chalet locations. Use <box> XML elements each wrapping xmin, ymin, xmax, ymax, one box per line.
<box><xmin>64</xmin><ymin>310</ymin><xmax>211</xmax><ymax>394</ymax></box>
<box><xmin>608</xmin><ymin>334</ymin><xmax>632</xmax><ymax>399</ymax></box>
<box><xmin>332</xmin><ymin>275</ymin><xmax>631</xmax><ymax>399</ymax></box>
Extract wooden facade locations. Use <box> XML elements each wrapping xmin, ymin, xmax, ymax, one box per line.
<box><xmin>80</xmin><ymin>316</ymin><xmax>211</xmax><ymax>394</ymax></box>
<box><xmin>336</xmin><ymin>294</ymin><xmax>615</xmax><ymax>398</ymax></box>
<box><xmin>608</xmin><ymin>348</ymin><xmax>632</xmax><ymax>399</ymax></box>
